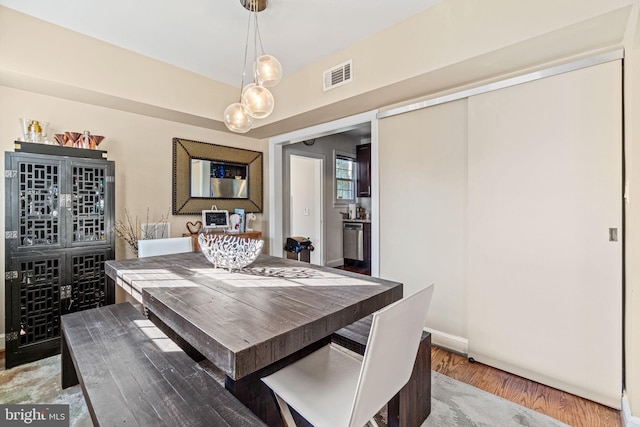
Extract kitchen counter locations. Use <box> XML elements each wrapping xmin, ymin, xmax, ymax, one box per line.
<box><xmin>342</xmin><ymin>218</ymin><xmax>371</xmax><ymax>223</ymax></box>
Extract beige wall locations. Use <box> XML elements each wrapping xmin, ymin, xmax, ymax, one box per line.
<box><xmin>2</xmin><ymin>0</ymin><xmax>640</xmax><ymax>419</ymax></box>
<box><xmin>0</xmin><ymin>7</ymin><xmax>236</xmax><ymax>131</ymax></box>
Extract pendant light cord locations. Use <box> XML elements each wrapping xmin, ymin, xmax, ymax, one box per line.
<box><xmin>255</xmin><ymin>11</ymin><xmax>265</xmax><ymax>56</ymax></box>
<box><xmin>238</xmin><ymin>3</ymin><xmax>254</xmax><ymax>101</ymax></box>
<box><xmin>253</xmin><ymin>12</ymin><xmax>258</xmax><ymax>82</ymax></box>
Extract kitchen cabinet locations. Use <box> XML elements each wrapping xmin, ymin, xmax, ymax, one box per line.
<box><xmin>364</xmin><ymin>222</ymin><xmax>371</xmax><ymax>265</ymax></box>
<box><xmin>4</xmin><ymin>142</ymin><xmax>115</xmax><ymax>368</ymax></box>
<box><xmin>356</xmin><ymin>143</ymin><xmax>371</xmax><ymax>197</ymax></box>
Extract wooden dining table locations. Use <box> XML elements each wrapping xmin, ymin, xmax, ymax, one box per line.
<box><xmin>105</xmin><ymin>252</ymin><xmax>403</xmax><ymax>426</ymax></box>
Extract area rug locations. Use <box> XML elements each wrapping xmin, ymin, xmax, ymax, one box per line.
<box><xmin>425</xmin><ymin>372</ymin><xmax>570</xmax><ymax>427</ymax></box>
<box><xmin>0</xmin><ymin>355</ymin><xmax>91</xmax><ymax>427</ymax></box>
<box><xmin>0</xmin><ymin>355</ymin><xmax>570</xmax><ymax>427</ymax></box>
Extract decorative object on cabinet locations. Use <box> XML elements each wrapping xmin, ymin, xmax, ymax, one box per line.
<box><xmin>229</xmin><ymin>213</ymin><xmax>242</xmax><ymax>232</ymax></box>
<box><xmin>183</xmin><ymin>221</ymin><xmax>203</xmax><ymax>251</ymax></box>
<box><xmin>357</xmin><ymin>143</ymin><xmax>372</xmax><ymax>197</ymax></box>
<box><xmin>173</xmin><ymin>138</ymin><xmax>263</xmax><ymax>215</ymax></box>
<box><xmin>198</xmin><ymin>233</ymin><xmax>264</xmax><ymax>271</ymax></box>
<box><xmin>18</xmin><ymin>119</ymin><xmax>50</xmax><ymax>144</ymax></box>
<box><xmin>53</xmin><ymin>131</ymin><xmax>105</xmax><ymax>149</ymax></box>
<box><xmin>114</xmin><ymin>208</ymin><xmax>170</xmax><ymax>257</ymax></box>
<box><xmin>88</xmin><ymin>134</ymin><xmax>105</xmax><ymax>149</ymax></box>
<box><xmin>245</xmin><ymin>212</ymin><xmax>256</xmax><ymax>231</ymax></box>
<box><xmin>233</xmin><ymin>208</ymin><xmax>246</xmax><ymax>232</ymax></box>
<box><xmin>18</xmin><ymin>118</ymin><xmax>31</xmax><ymax>142</ymax></box>
<box><xmin>53</xmin><ymin>134</ymin><xmax>66</xmax><ymax>146</ymax></box>
<box><xmin>186</xmin><ymin>221</ymin><xmax>203</xmax><ymax>234</ymax></box>
<box><xmin>17</xmin><ymin>124</ymin><xmax>104</xmax><ymax>148</ymax></box>
<box><xmin>64</xmin><ymin>132</ymin><xmax>81</xmax><ymax>147</ymax></box>
<box><xmin>202</xmin><ymin>208</ymin><xmax>230</xmax><ymax>230</ymax></box>
<box><xmin>4</xmin><ymin>143</ymin><xmax>115</xmax><ymax>368</ymax></box>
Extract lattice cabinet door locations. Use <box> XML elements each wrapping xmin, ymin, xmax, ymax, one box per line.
<box><xmin>68</xmin><ymin>248</ymin><xmax>110</xmax><ymax>312</ymax></box>
<box><xmin>68</xmin><ymin>159</ymin><xmax>115</xmax><ymax>247</ymax></box>
<box><xmin>5</xmin><ymin>252</ymin><xmax>66</xmax><ymax>369</ymax></box>
<box><xmin>5</xmin><ymin>153</ymin><xmax>65</xmax><ymax>253</ymax></box>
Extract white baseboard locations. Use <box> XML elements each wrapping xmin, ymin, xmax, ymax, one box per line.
<box><xmin>623</xmin><ymin>392</ymin><xmax>640</xmax><ymax>427</ymax></box>
<box><xmin>425</xmin><ymin>327</ymin><xmax>468</xmax><ymax>355</ymax></box>
<box><xmin>325</xmin><ymin>259</ymin><xmax>343</xmax><ymax>268</ymax></box>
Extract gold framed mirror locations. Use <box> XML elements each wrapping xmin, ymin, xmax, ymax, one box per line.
<box><xmin>173</xmin><ymin>138</ymin><xmax>263</xmax><ymax>215</ymax></box>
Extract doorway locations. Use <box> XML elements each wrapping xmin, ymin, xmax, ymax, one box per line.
<box><xmin>269</xmin><ymin>110</ymin><xmax>380</xmax><ymax>276</ymax></box>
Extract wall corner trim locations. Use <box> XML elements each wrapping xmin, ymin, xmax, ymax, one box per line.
<box><xmin>623</xmin><ymin>392</ymin><xmax>640</xmax><ymax>427</ymax></box>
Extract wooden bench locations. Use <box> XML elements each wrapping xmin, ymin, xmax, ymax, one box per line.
<box><xmin>61</xmin><ymin>302</ymin><xmax>267</xmax><ymax>427</ymax></box>
<box><xmin>332</xmin><ymin>315</ymin><xmax>432</xmax><ymax>427</ymax></box>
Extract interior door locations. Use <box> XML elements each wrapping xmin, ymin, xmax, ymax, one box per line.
<box><xmin>467</xmin><ymin>60</ymin><xmax>622</xmax><ymax>408</ymax></box>
<box><xmin>289</xmin><ymin>154</ymin><xmax>323</xmax><ymax>265</ymax></box>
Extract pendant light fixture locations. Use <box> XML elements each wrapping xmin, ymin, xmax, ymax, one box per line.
<box><xmin>224</xmin><ymin>0</ymin><xmax>283</xmax><ymax>133</ymax></box>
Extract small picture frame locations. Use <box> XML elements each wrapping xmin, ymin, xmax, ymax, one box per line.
<box><xmin>202</xmin><ymin>209</ymin><xmax>230</xmax><ymax>229</ymax></box>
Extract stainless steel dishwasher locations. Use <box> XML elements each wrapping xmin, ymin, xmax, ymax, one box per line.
<box><xmin>343</xmin><ymin>222</ymin><xmax>364</xmax><ymax>261</ymax></box>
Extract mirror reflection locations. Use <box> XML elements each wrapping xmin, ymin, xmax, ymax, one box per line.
<box><xmin>191</xmin><ymin>159</ymin><xmax>248</xmax><ymax>198</ymax></box>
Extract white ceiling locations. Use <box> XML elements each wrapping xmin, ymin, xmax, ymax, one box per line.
<box><xmin>0</xmin><ymin>0</ymin><xmax>439</xmax><ymax>86</ymax></box>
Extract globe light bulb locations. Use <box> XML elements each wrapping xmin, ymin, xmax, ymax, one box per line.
<box><xmin>242</xmin><ymin>85</ymin><xmax>275</xmax><ymax>119</ymax></box>
<box><xmin>255</xmin><ymin>55</ymin><xmax>283</xmax><ymax>87</ymax></box>
<box><xmin>224</xmin><ymin>103</ymin><xmax>253</xmax><ymax>133</ymax></box>
<box><xmin>242</xmin><ymin>82</ymin><xmax>256</xmax><ymax>96</ymax></box>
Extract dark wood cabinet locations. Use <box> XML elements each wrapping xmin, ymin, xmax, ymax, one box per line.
<box><xmin>356</xmin><ymin>143</ymin><xmax>371</xmax><ymax>197</ymax></box>
<box><xmin>364</xmin><ymin>222</ymin><xmax>371</xmax><ymax>265</ymax></box>
<box><xmin>4</xmin><ymin>142</ymin><xmax>115</xmax><ymax>368</ymax></box>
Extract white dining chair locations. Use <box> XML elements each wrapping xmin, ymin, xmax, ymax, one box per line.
<box><xmin>261</xmin><ymin>284</ymin><xmax>435</xmax><ymax>427</ymax></box>
<box><xmin>137</xmin><ymin>236</ymin><xmax>193</xmax><ymax>258</ymax></box>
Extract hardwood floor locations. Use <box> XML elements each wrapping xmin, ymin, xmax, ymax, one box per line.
<box><xmin>431</xmin><ymin>346</ymin><xmax>623</xmax><ymax>427</ymax></box>
<box><xmin>335</xmin><ymin>263</ymin><xmax>371</xmax><ymax>276</ymax></box>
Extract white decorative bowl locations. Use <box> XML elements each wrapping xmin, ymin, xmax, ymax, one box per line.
<box><xmin>198</xmin><ymin>233</ymin><xmax>264</xmax><ymax>271</ymax></box>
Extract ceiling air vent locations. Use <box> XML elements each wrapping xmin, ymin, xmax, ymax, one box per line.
<box><xmin>323</xmin><ymin>60</ymin><xmax>352</xmax><ymax>92</ymax></box>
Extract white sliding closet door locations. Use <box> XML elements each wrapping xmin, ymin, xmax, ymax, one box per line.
<box><xmin>379</xmin><ymin>100</ymin><xmax>467</xmax><ymax>341</ymax></box>
<box><xmin>467</xmin><ymin>61</ymin><xmax>622</xmax><ymax>408</ymax></box>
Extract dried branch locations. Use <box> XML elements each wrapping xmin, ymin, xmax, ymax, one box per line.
<box><xmin>114</xmin><ymin>208</ymin><xmax>170</xmax><ymax>256</ymax></box>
